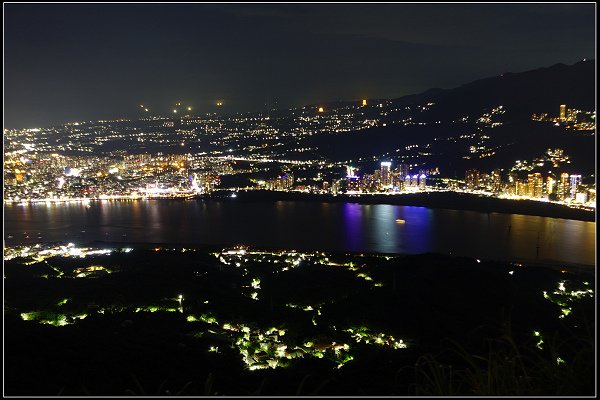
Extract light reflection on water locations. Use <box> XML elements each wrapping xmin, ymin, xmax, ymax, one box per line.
<box><xmin>4</xmin><ymin>200</ymin><xmax>596</xmax><ymax>266</ymax></box>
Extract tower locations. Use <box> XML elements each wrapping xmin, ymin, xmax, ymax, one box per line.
<box><xmin>380</xmin><ymin>162</ymin><xmax>392</xmax><ymax>189</ymax></box>
<box><xmin>569</xmin><ymin>175</ymin><xmax>581</xmax><ymax>199</ymax></box>
<box><xmin>546</xmin><ymin>176</ymin><xmax>556</xmax><ymax>195</ymax></box>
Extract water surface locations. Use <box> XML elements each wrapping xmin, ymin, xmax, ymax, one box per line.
<box><xmin>3</xmin><ymin>200</ymin><xmax>596</xmax><ymax>266</ymax></box>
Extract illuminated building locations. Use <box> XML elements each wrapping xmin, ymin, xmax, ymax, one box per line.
<box><xmin>346</xmin><ymin>166</ymin><xmax>356</xmax><ymax>178</ymax></box>
<box><xmin>527</xmin><ymin>173</ymin><xmax>543</xmax><ymax>198</ymax></box>
<box><xmin>516</xmin><ymin>180</ymin><xmax>528</xmax><ymax>196</ymax></box>
<box><xmin>391</xmin><ymin>170</ymin><xmax>400</xmax><ymax>189</ymax></box>
<box><xmin>362</xmin><ymin>99</ymin><xmax>367</xmax><ymax>106</ymax></box>
<box><xmin>479</xmin><ymin>173</ymin><xmax>491</xmax><ymax>189</ymax></box>
<box><xmin>331</xmin><ymin>179</ymin><xmax>342</xmax><ymax>195</ymax></box>
<box><xmin>372</xmin><ymin>170</ymin><xmax>381</xmax><ymax>188</ymax></box>
<box><xmin>404</xmin><ymin>175</ymin><xmax>411</xmax><ymax>188</ymax></box>
<box><xmin>465</xmin><ymin>170</ymin><xmax>479</xmax><ymax>190</ymax></box>
<box><xmin>380</xmin><ymin>162</ymin><xmax>392</xmax><ymax>189</ymax></box>
<box><xmin>361</xmin><ymin>174</ymin><xmax>376</xmax><ymax>192</ymax></box>
<box><xmin>558</xmin><ymin>173</ymin><xmax>570</xmax><ymax>200</ymax></box>
<box><xmin>396</xmin><ymin>180</ymin><xmax>406</xmax><ymax>192</ymax></box>
<box><xmin>418</xmin><ymin>174</ymin><xmax>426</xmax><ymax>190</ymax></box>
<box><xmin>587</xmin><ymin>188</ymin><xmax>596</xmax><ymax>203</ymax></box>
<box><xmin>492</xmin><ymin>169</ymin><xmax>502</xmax><ymax>192</ymax></box>
<box><xmin>322</xmin><ymin>181</ymin><xmax>330</xmax><ymax>192</ymax></box>
<box><xmin>569</xmin><ymin>175</ymin><xmax>581</xmax><ymax>199</ymax></box>
<box><xmin>559</xmin><ymin>104</ymin><xmax>566</xmax><ymax>121</ymax></box>
<box><xmin>346</xmin><ymin>176</ymin><xmax>361</xmax><ymax>192</ymax></box>
<box><xmin>410</xmin><ymin>175</ymin><xmax>418</xmax><ymax>187</ymax></box>
<box><xmin>398</xmin><ymin>163</ymin><xmax>410</xmax><ymax>178</ymax></box>
<box><xmin>575</xmin><ymin>192</ymin><xmax>588</xmax><ymax>203</ymax></box>
<box><xmin>281</xmin><ymin>173</ymin><xmax>294</xmax><ymax>190</ymax></box>
<box><xmin>546</xmin><ymin>176</ymin><xmax>556</xmax><ymax>195</ymax></box>
<box><xmin>265</xmin><ymin>173</ymin><xmax>294</xmax><ymax>191</ymax></box>
<box><xmin>318</xmin><ymin>107</ymin><xmax>324</xmax><ymax>113</ymax></box>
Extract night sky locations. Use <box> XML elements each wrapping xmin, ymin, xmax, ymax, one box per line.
<box><xmin>4</xmin><ymin>3</ymin><xmax>595</xmax><ymax>129</ymax></box>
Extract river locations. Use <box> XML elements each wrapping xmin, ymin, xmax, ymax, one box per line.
<box><xmin>3</xmin><ymin>199</ymin><xmax>596</xmax><ymax>266</ymax></box>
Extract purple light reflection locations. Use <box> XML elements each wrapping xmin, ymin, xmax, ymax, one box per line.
<box><xmin>343</xmin><ymin>202</ymin><xmax>363</xmax><ymax>251</ymax></box>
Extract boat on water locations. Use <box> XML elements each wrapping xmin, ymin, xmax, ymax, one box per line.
<box><xmin>395</xmin><ymin>219</ymin><xmax>406</xmax><ymax>224</ymax></box>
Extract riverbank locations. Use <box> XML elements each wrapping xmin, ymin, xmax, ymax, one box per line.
<box><xmin>205</xmin><ymin>190</ymin><xmax>596</xmax><ymax>222</ymax></box>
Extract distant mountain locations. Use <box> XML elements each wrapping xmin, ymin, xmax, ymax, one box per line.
<box><xmin>303</xmin><ymin>60</ymin><xmax>595</xmax><ymax>175</ymax></box>
<box><xmin>389</xmin><ymin>60</ymin><xmax>595</xmax><ymax>120</ymax></box>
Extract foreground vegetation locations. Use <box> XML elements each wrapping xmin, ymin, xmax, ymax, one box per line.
<box><xmin>4</xmin><ymin>245</ymin><xmax>595</xmax><ymax>395</ymax></box>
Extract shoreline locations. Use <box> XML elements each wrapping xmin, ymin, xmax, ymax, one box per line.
<box><xmin>7</xmin><ymin>239</ymin><xmax>595</xmax><ymax>273</ymax></box>
<box><xmin>206</xmin><ymin>189</ymin><xmax>596</xmax><ymax>222</ymax></box>
<box><xmin>4</xmin><ymin>190</ymin><xmax>594</xmax><ymax>222</ymax></box>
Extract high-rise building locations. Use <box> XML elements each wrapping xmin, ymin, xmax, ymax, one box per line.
<box><xmin>516</xmin><ymin>180</ymin><xmax>528</xmax><ymax>196</ymax></box>
<box><xmin>505</xmin><ymin>180</ymin><xmax>516</xmax><ymax>195</ymax></box>
<box><xmin>465</xmin><ymin>170</ymin><xmax>480</xmax><ymax>190</ymax></box>
<box><xmin>380</xmin><ymin>162</ymin><xmax>392</xmax><ymax>189</ymax></box>
<box><xmin>390</xmin><ymin>170</ymin><xmax>400</xmax><ymax>190</ymax></box>
<box><xmin>492</xmin><ymin>169</ymin><xmax>502</xmax><ymax>192</ymax></box>
<box><xmin>546</xmin><ymin>176</ymin><xmax>556</xmax><ymax>195</ymax></box>
<box><xmin>373</xmin><ymin>170</ymin><xmax>381</xmax><ymax>188</ymax></box>
<box><xmin>398</xmin><ymin>163</ymin><xmax>410</xmax><ymax>178</ymax></box>
<box><xmin>346</xmin><ymin>166</ymin><xmax>356</xmax><ymax>178</ymax></box>
<box><xmin>361</xmin><ymin>173</ymin><xmax>376</xmax><ymax>192</ymax></box>
<box><xmin>479</xmin><ymin>173</ymin><xmax>491</xmax><ymax>190</ymax></box>
<box><xmin>559</xmin><ymin>104</ymin><xmax>566</xmax><ymax>121</ymax></box>
<box><xmin>559</xmin><ymin>173</ymin><xmax>570</xmax><ymax>200</ymax></box>
<box><xmin>527</xmin><ymin>173</ymin><xmax>543</xmax><ymax>198</ymax></box>
<box><xmin>569</xmin><ymin>175</ymin><xmax>581</xmax><ymax>199</ymax></box>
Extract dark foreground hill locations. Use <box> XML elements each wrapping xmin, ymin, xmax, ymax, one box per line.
<box><xmin>4</xmin><ymin>246</ymin><xmax>595</xmax><ymax>396</ymax></box>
